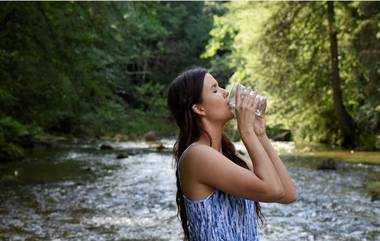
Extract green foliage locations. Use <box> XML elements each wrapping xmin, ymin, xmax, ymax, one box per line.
<box><xmin>0</xmin><ymin>117</ymin><xmax>28</xmax><ymax>161</ymax></box>
<box><xmin>203</xmin><ymin>1</ymin><xmax>380</xmax><ymax>149</ymax></box>
<box><xmin>135</xmin><ymin>82</ymin><xmax>167</xmax><ymax>112</ymax></box>
<box><xmin>3</xmin><ymin>0</ymin><xmax>377</xmax><ymax>162</ymax></box>
<box><xmin>76</xmin><ymin>100</ymin><xmax>128</xmax><ymax>137</ymax></box>
<box><xmin>123</xmin><ymin>109</ymin><xmax>174</xmax><ymax>139</ymax></box>
<box><xmin>0</xmin><ymin>2</ymin><xmax>217</xmax><ymax>158</ymax></box>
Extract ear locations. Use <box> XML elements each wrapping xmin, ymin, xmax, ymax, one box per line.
<box><xmin>191</xmin><ymin>103</ymin><xmax>206</xmax><ymax>116</ymax></box>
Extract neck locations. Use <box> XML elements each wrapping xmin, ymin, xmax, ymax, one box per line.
<box><xmin>197</xmin><ymin>120</ymin><xmax>224</xmax><ymax>153</ymax></box>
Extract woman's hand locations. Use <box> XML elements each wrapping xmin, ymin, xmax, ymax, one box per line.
<box><xmin>235</xmin><ymin>84</ymin><xmax>259</xmax><ymax>135</ymax></box>
<box><xmin>254</xmin><ymin>115</ymin><xmax>266</xmax><ymax>137</ymax></box>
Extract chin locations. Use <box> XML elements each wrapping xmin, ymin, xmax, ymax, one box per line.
<box><xmin>225</xmin><ymin>110</ymin><xmax>234</xmax><ymax>122</ymax></box>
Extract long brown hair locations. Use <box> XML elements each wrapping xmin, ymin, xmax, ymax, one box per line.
<box><xmin>167</xmin><ymin>67</ymin><xmax>264</xmax><ymax>241</ymax></box>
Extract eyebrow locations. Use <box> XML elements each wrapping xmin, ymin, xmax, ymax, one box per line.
<box><xmin>210</xmin><ymin>83</ymin><xmax>218</xmax><ymax>89</ymax></box>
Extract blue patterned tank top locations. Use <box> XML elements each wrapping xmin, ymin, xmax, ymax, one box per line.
<box><xmin>177</xmin><ymin>143</ymin><xmax>260</xmax><ymax>241</ymax></box>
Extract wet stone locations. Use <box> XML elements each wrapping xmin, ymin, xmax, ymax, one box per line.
<box><xmin>317</xmin><ymin>158</ymin><xmax>337</xmax><ymax>170</ymax></box>
<box><xmin>116</xmin><ymin>153</ymin><xmax>129</xmax><ymax>159</ymax></box>
<box><xmin>367</xmin><ymin>182</ymin><xmax>380</xmax><ymax>202</ymax></box>
<box><xmin>144</xmin><ymin>131</ymin><xmax>156</xmax><ymax>142</ymax></box>
<box><xmin>99</xmin><ymin>144</ymin><xmax>114</xmax><ymax>150</ymax></box>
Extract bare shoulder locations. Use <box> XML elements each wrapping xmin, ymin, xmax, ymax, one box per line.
<box><xmin>181</xmin><ymin>143</ymin><xmax>253</xmax><ymax>188</ymax></box>
<box><xmin>180</xmin><ymin>144</ymin><xmax>220</xmax><ymax>176</ymax></box>
<box><xmin>181</xmin><ymin>143</ymin><xmax>250</xmax><ymax>176</ymax></box>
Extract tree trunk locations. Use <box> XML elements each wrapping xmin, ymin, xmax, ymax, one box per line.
<box><xmin>327</xmin><ymin>1</ymin><xmax>356</xmax><ymax>148</ymax></box>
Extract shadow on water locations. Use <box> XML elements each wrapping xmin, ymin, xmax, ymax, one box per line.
<box><xmin>0</xmin><ymin>160</ymin><xmax>95</xmax><ymax>184</ymax></box>
<box><xmin>0</xmin><ymin>139</ymin><xmax>379</xmax><ymax>240</ymax></box>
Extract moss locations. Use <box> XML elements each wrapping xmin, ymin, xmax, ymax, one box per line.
<box><xmin>367</xmin><ymin>182</ymin><xmax>380</xmax><ymax>193</ymax></box>
<box><xmin>295</xmin><ymin>148</ymin><xmax>380</xmax><ymax>165</ymax></box>
<box><xmin>0</xmin><ymin>116</ymin><xmax>29</xmax><ymax>162</ymax></box>
<box><xmin>0</xmin><ymin>143</ymin><xmax>25</xmax><ymax>162</ymax></box>
<box><xmin>367</xmin><ymin>182</ymin><xmax>380</xmax><ymax>201</ymax></box>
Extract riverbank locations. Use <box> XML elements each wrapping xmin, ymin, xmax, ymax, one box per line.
<box><xmin>292</xmin><ymin>142</ymin><xmax>380</xmax><ymax>166</ymax></box>
<box><xmin>0</xmin><ymin>110</ymin><xmax>175</xmax><ymax>162</ymax></box>
<box><xmin>295</xmin><ymin>150</ymin><xmax>380</xmax><ymax>165</ymax></box>
<box><xmin>2</xmin><ymin>130</ymin><xmax>380</xmax><ymax>166</ymax></box>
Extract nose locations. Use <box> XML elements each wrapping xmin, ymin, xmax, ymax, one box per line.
<box><xmin>223</xmin><ymin>89</ymin><xmax>229</xmax><ymax>98</ymax></box>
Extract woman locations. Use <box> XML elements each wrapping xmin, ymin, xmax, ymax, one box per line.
<box><xmin>167</xmin><ymin>67</ymin><xmax>298</xmax><ymax>241</ymax></box>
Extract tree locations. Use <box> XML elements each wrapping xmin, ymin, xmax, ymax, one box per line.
<box><xmin>203</xmin><ymin>1</ymin><xmax>379</xmax><ymax>149</ymax></box>
<box><xmin>0</xmin><ymin>2</ymin><xmax>218</xmax><ymax>160</ymax></box>
<box><xmin>327</xmin><ymin>1</ymin><xmax>356</xmax><ymax>148</ymax></box>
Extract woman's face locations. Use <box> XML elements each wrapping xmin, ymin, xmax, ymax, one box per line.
<box><xmin>198</xmin><ymin>73</ymin><xmax>234</xmax><ymax>123</ymax></box>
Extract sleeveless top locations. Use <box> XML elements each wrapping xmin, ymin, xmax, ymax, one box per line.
<box><xmin>177</xmin><ymin>143</ymin><xmax>260</xmax><ymax>241</ymax></box>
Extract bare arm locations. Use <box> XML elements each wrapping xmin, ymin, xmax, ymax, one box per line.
<box><xmin>258</xmin><ymin>134</ymin><xmax>298</xmax><ymax>203</ymax></box>
<box><xmin>240</xmin><ymin>130</ymin><xmax>284</xmax><ymax>200</ymax></box>
<box><xmin>251</xmin><ymin>114</ymin><xmax>298</xmax><ymax>203</ymax></box>
<box><xmin>238</xmin><ymin>86</ymin><xmax>298</xmax><ymax>204</ymax></box>
<box><xmin>234</xmin><ymin>84</ymin><xmax>284</xmax><ymax>201</ymax></box>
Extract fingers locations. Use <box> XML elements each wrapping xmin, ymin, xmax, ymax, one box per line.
<box><xmin>252</xmin><ymin>91</ymin><xmax>259</xmax><ymax>110</ymax></box>
<box><xmin>243</xmin><ymin>90</ymin><xmax>251</xmax><ymax>106</ymax></box>
<box><xmin>238</xmin><ymin>88</ymin><xmax>255</xmax><ymax>108</ymax></box>
<box><xmin>246</xmin><ymin>89</ymin><xmax>258</xmax><ymax>110</ymax></box>
<box><xmin>235</xmin><ymin>83</ymin><xmax>241</xmax><ymax>107</ymax></box>
<box><xmin>236</xmin><ymin>85</ymin><xmax>259</xmax><ymax>115</ymax></box>
<box><xmin>241</xmin><ymin>91</ymin><xmax>249</xmax><ymax>107</ymax></box>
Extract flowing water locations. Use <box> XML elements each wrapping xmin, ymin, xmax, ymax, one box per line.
<box><xmin>0</xmin><ymin>139</ymin><xmax>379</xmax><ymax>241</ymax></box>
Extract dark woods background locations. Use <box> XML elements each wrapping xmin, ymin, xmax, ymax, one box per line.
<box><xmin>0</xmin><ymin>1</ymin><xmax>379</xmax><ymax>162</ymax></box>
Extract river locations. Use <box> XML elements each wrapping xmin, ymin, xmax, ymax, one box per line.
<box><xmin>0</xmin><ymin>139</ymin><xmax>379</xmax><ymax>241</ymax></box>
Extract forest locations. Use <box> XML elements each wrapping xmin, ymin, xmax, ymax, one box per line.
<box><xmin>1</xmin><ymin>1</ymin><xmax>379</xmax><ymax>161</ymax></box>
